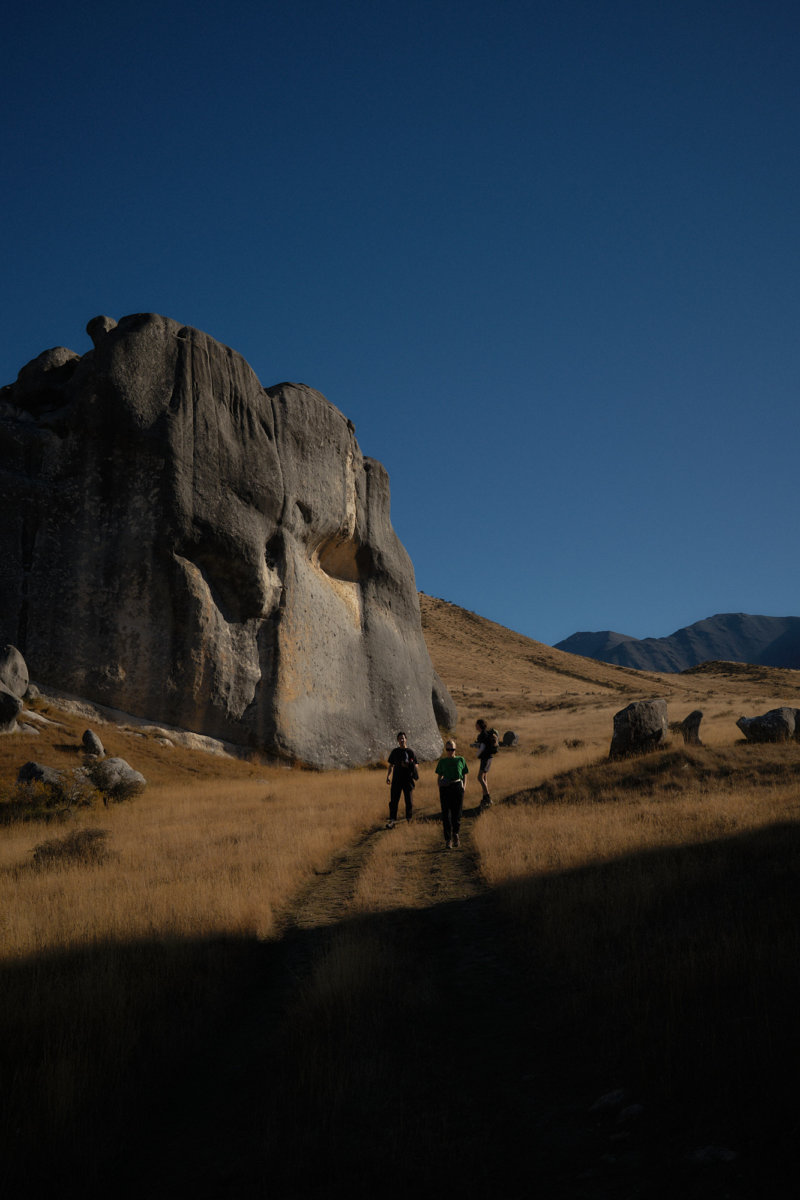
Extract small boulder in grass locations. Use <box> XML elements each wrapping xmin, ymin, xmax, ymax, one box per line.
<box><xmin>17</xmin><ymin>761</ymin><xmax>65</xmax><ymax>791</ymax></box>
<box><xmin>89</xmin><ymin>757</ymin><xmax>146</xmax><ymax>802</ymax></box>
<box><xmin>679</xmin><ymin>709</ymin><xmax>703</xmax><ymax>745</ymax></box>
<box><xmin>609</xmin><ymin>699</ymin><xmax>669</xmax><ymax>760</ymax></box>
<box><xmin>82</xmin><ymin>728</ymin><xmax>105</xmax><ymax>757</ymax></box>
<box><xmin>736</xmin><ymin>707</ymin><xmax>796</xmax><ymax>743</ymax></box>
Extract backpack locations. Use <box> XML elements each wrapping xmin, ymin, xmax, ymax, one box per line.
<box><xmin>486</xmin><ymin>728</ymin><xmax>500</xmax><ymax>755</ymax></box>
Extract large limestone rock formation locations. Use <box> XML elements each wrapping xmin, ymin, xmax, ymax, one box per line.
<box><xmin>0</xmin><ymin>313</ymin><xmax>455</xmax><ymax>766</ymax></box>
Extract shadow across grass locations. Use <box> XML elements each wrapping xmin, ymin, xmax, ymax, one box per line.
<box><xmin>4</xmin><ymin>822</ymin><xmax>800</xmax><ymax>1199</ymax></box>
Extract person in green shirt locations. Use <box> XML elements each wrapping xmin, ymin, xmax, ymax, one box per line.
<box><xmin>434</xmin><ymin>738</ymin><xmax>469</xmax><ymax>850</ymax></box>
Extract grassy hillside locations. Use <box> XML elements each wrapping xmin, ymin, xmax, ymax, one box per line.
<box><xmin>3</xmin><ymin>598</ymin><xmax>800</xmax><ymax>1197</ymax></box>
<box><xmin>421</xmin><ymin>590</ymin><xmax>800</xmax><ymax>753</ymax></box>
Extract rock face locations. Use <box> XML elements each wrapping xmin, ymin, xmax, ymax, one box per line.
<box><xmin>736</xmin><ymin>708</ymin><xmax>798</xmax><ymax>743</ymax></box>
<box><xmin>609</xmin><ymin>699</ymin><xmax>669</xmax><ymax>759</ymax></box>
<box><xmin>0</xmin><ymin>313</ymin><xmax>455</xmax><ymax>767</ymax></box>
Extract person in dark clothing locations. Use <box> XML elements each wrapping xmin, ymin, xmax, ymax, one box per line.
<box><xmin>473</xmin><ymin>717</ymin><xmax>497</xmax><ymax>808</ymax></box>
<box><xmin>385</xmin><ymin>731</ymin><xmax>419</xmax><ymax>827</ymax></box>
<box><xmin>434</xmin><ymin>739</ymin><xmax>469</xmax><ymax>849</ymax></box>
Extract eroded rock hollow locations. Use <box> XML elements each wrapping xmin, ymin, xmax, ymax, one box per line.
<box><xmin>0</xmin><ymin>313</ymin><xmax>455</xmax><ymax>766</ymax></box>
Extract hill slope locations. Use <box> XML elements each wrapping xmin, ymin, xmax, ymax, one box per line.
<box><xmin>555</xmin><ymin>612</ymin><xmax>800</xmax><ymax>672</ymax></box>
<box><xmin>419</xmin><ymin>593</ymin><xmax>800</xmax><ymax>753</ymax></box>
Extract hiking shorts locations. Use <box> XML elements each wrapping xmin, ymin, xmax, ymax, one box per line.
<box><xmin>479</xmin><ymin>754</ymin><xmax>493</xmax><ymax>775</ymax></box>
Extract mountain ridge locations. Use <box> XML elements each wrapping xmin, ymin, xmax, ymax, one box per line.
<box><xmin>555</xmin><ymin>612</ymin><xmax>800</xmax><ymax>673</ymax></box>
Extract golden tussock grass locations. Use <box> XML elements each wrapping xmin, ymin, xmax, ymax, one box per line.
<box><xmin>0</xmin><ymin>757</ymin><xmax>388</xmax><ymax>1176</ymax></box>
<box><xmin>470</xmin><ymin>740</ymin><xmax>800</xmax><ymax>1154</ymax></box>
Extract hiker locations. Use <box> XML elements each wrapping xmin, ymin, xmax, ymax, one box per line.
<box><xmin>473</xmin><ymin>717</ymin><xmax>499</xmax><ymax>808</ymax></box>
<box><xmin>385</xmin><ymin>731</ymin><xmax>419</xmax><ymax>827</ymax></box>
<box><xmin>434</xmin><ymin>738</ymin><xmax>468</xmax><ymax>849</ymax></box>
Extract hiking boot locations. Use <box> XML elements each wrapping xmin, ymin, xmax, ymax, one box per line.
<box><xmin>385</xmin><ymin>819</ymin><xmax>396</xmax><ymax>829</ymax></box>
<box><xmin>481</xmin><ymin>795</ymin><xmax>493</xmax><ymax>809</ymax></box>
<box><xmin>445</xmin><ymin>840</ymin><xmax>452</xmax><ymax>850</ymax></box>
<box><xmin>453</xmin><ymin>833</ymin><xmax>460</xmax><ymax>848</ymax></box>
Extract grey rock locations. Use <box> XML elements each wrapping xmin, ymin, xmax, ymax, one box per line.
<box><xmin>17</xmin><ymin>761</ymin><xmax>65</xmax><ymax>789</ymax></box>
<box><xmin>0</xmin><ymin>683</ymin><xmax>23</xmax><ymax>732</ymax></box>
<box><xmin>609</xmin><ymin>699</ymin><xmax>669</xmax><ymax>760</ymax></box>
<box><xmin>82</xmin><ymin>728</ymin><xmax>105</xmax><ymax>757</ymax></box>
<box><xmin>736</xmin><ymin>707</ymin><xmax>796</xmax><ymax>743</ymax></box>
<box><xmin>589</xmin><ymin>1089</ymin><xmax>627</xmax><ymax>1112</ymax></box>
<box><xmin>0</xmin><ymin>313</ymin><xmax>455</xmax><ymax>767</ymax></box>
<box><xmin>0</xmin><ymin>643</ymin><xmax>29</xmax><ymax>697</ymax></box>
<box><xmin>679</xmin><ymin>709</ymin><xmax>703</xmax><ymax>745</ymax></box>
<box><xmin>501</xmin><ymin>730</ymin><xmax>518</xmax><ymax>746</ymax></box>
<box><xmin>86</xmin><ymin>314</ymin><xmax>117</xmax><ymax>346</ymax></box>
<box><xmin>689</xmin><ymin>1145</ymin><xmax>738</xmax><ymax>1165</ymax></box>
<box><xmin>13</xmin><ymin>346</ymin><xmax>82</xmax><ymax>410</ymax></box>
<box><xmin>616</xmin><ymin>1103</ymin><xmax>644</xmax><ymax>1124</ymax></box>
<box><xmin>89</xmin><ymin>756</ymin><xmax>146</xmax><ymax>799</ymax></box>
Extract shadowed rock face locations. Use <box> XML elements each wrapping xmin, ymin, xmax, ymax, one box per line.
<box><xmin>0</xmin><ymin>313</ymin><xmax>455</xmax><ymax>766</ymax></box>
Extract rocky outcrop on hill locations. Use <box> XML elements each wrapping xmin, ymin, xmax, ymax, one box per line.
<box><xmin>0</xmin><ymin>313</ymin><xmax>455</xmax><ymax>767</ymax></box>
<box><xmin>556</xmin><ymin>614</ymin><xmax>800</xmax><ymax>673</ymax></box>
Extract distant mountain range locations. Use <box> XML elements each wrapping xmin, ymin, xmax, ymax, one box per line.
<box><xmin>554</xmin><ymin>614</ymin><xmax>800</xmax><ymax>673</ymax></box>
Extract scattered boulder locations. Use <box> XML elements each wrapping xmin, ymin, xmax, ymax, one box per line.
<box><xmin>88</xmin><ymin>757</ymin><xmax>146</xmax><ymax>801</ymax></box>
<box><xmin>501</xmin><ymin>730</ymin><xmax>518</xmax><ymax>746</ymax></box>
<box><xmin>1</xmin><ymin>683</ymin><xmax>23</xmax><ymax>733</ymax></box>
<box><xmin>0</xmin><ymin>313</ymin><xmax>455</xmax><ymax>767</ymax></box>
<box><xmin>82</xmin><ymin>728</ymin><xmax>105</xmax><ymax>757</ymax></box>
<box><xmin>17</xmin><ymin>761</ymin><xmax>65</xmax><ymax>791</ymax></box>
<box><xmin>609</xmin><ymin>699</ymin><xmax>669</xmax><ymax>760</ymax></box>
<box><xmin>736</xmin><ymin>707</ymin><xmax>797</xmax><ymax>743</ymax></box>
<box><xmin>0</xmin><ymin>643</ymin><xmax>28</xmax><ymax>697</ymax></box>
<box><xmin>679</xmin><ymin>710</ymin><xmax>703</xmax><ymax>745</ymax></box>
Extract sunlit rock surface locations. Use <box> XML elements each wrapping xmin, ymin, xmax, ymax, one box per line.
<box><xmin>0</xmin><ymin>313</ymin><xmax>455</xmax><ymax>766</ymax></box>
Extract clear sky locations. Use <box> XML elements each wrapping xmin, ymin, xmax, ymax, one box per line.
<box><xmin>3</xmin><ymin>0</ymin><xmax>798</xmax><ymax>646</ymax></box>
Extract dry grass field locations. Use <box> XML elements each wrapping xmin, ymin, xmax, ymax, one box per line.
<box><xmin>3</xmin><ymin>596</ymin><xmax>800</xmax><ymax>1197</ymax></box>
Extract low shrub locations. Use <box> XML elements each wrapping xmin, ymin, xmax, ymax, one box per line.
<box><xmin>31</xmin><ymin>827</ymin><xmax>111</xmax><ymax>869</ymax></box>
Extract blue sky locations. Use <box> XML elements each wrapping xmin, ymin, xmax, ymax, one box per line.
<box><xmin>3</xmin><ymin>0</ymin><xmax>798</xmax><ymax>646</ymax></box>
